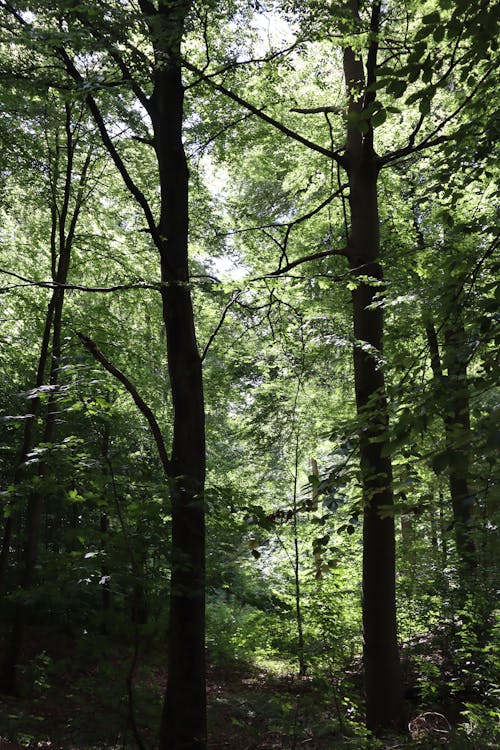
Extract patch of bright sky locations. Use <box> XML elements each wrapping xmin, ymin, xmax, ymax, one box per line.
<box><xmin>201</xmin><ymin>6</ymin><xmax>298</xmax><ymax>281</ymax></box>
<box><xmin>198</xmin><ymin>154</ymin><xmax>249</xmax><ymax>281</ymax></box>
<box><xmin>20</xmin><ymin>9</ymin><xmax>35</xmax><ymax>23</ymax></box>
<box><xmin>247</xmin><ymin>3</ymin><xmax>298</xmax><ymax>57</ymax></box>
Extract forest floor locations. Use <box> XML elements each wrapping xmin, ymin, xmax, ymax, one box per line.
<box><xmin>0</xmin><ymin>627</ymin><xmax>496</xmax><ymax>750</ymax></box>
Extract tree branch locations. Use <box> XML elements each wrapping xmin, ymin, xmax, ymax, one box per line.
<box><xmin>0</xmin><ymin>268</ymin><xmax>163</xmax><ymax>293</ymax></box>
<box><xmin>201</xmin><ymin>290</ymin><xmax>243</xmax><ymax>362</ymax></box>
<box><xmin>267</xmin><ymin>247</ymin><xmax>348</xmax><ymax>277</ymax></box>
<box><xmin>290</xmin><ymin>105</ymin><xmax>343</xmax><ymax>114</ymax></box>
<box><xmin>105</xmin><ymin>45</ymin><xmax>152</xmax><ymax>113</ymax></box>
<box><xmin>57</xmin><ymin>49</ymin><xmax>158</xmax><ymax>241</ymax></box>
<box><xmin>77</xmin><ymin>333</ymin><xmax>172</xmax><ymax>476</ymax></box>
<box><xmin>185</xmin><ymin>40</ymin><xmax>305</xmax><ymax>90</ymax></box>
<box><xmin>183</xmin><ymin>60</ymin><xmax>347</xmax><ymax>168</ymax></box>
<box><xmin>380</xmin><ymin>65</ymin><xmax>494</xmax><ymax>167</ymax></box>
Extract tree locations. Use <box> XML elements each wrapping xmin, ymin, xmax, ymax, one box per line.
<box><xmin>0</xmin><ymin>94</ymin><xmax>93</xmax><ymax>693</ymax></box>
<box><xmin>0</xmin><ymin>0</ymin><xmax>498</xmax><ymax>745</ymax></box>
<box><xmin>0</xmin><ymin>2</ymin><xmax>207</xmax><ymax>747</ymax></box>
<box><xmin>182</xmin><ymin>0</ymin><xmax>497</xmax><ymax>731</ymax></box>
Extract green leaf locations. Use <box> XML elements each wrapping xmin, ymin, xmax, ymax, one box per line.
<box><xmin>406</xmin><ymin>89</ymin><xmax>425</xmax><ymax>105</ymax></box>
<box><xmin>419</xmin><ymin>97</ymin><xmax>431</xmax><ymax>115</ymax></box>
<box><xmin>447</xmin><ymin>17</ymin><xmax>463</xmax><ymax>38</ymax></box>
<box><xmin>408</xmin><ymin>42</ymin><xmax>427</xmax><ymax>64</ymax></box>
<box><xmin>422</xmin><ymin>67</ymin><xmax>433</xmax><ymax>84</ymax></box>
<box><xmin>388</xmin><ymin>79</ymin><xmax>407</xmax><ymax>98</ymax></box>
<box><xmin>371</xmin><ymin>108</ymin><xmax>387</xmax><ymax>128</ymax></box>
<box><xmin>423</xmin><ymin>11</ymin><xmax>441</xmax><ymax>25</ymax></box>
<box><xmin>432</xmin><ymin>451</ymin><xmax>451</xmax><ymax>474</ymax></box>
<box><xmin>408</xmin><ymin>65</ymin><xmax>421</xmax><ymax>83</ymax></box>
<box><xmin>433</xmin><ymin>25</ymin><xmax>445</xmax><ymax>43</ymax></box>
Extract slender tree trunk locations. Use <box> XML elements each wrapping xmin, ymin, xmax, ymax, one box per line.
<box><xmin>443</xmin><ymin>322</ymin><xmax>475</xmax><ymax>572</ymax></box>
<box><xmin>343</xmin><ymin>1</ymin><xmax>404</xmax><ymax>731</ymax></box>
<box><xmin>61</xmin><ymin>3</ymin><xmax>206</xmax><ymax>741</ymax></box>
<box><xmin>425</xmin><ymin>320</ymin><xmax>476</xmax><ymax>574</ymax></box>
<box><xmin>0</xmin><ymin>292</ymin><xmax>57</xmax><ymax>592</ymax></box>
<box><xmin>292</xmin><ymin>436</ymin><xmax>305</xmax><ymax>676</ymax></box>
<box><xmin>0</xmin><ymin>519</ymin><xmax>13</xmax><ymax>592</ymax></box>
<box><xmin>149</xmin><ymin>5</ymin><xmax>207</xmax><ymax>747</ymax></box>
<box><xmin>439</xmin><ymin>490</ymin><xmax>448</xmax><ymax>568</ymax></box>
<box><xmin>1</xmin><ymin>286</ymin><xmax>66</xmax><ymax>695</ymax></box>
<box><xmin>1</xmin><ymin>271</ymin><xmax>67</xmax><ymax>692</ymax></box>
<box><xmin>0</xmin><ymin>105</ymin><xmax>89</xmax><ymax>694</ymax></box>
<box><xmin>100</xmin><ymin>427</ymin><xmax>112</xmax><ymax>633</ymax></box>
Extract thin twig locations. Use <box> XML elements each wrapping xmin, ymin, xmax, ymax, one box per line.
<box><xmin>201</xmin><ymin>290</ymin><xmax>243</xmax><ymax>362</ymax></box>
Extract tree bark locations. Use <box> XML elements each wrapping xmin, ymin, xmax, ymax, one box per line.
<box><xmin>148</xmin><ymin>4</ymin><xmax>207</xmax><ymax>748</ymax></box>
<box><xmin>343</xmin><ymin>0</ymin><xmax>404</xmax><ymax>731</ymax></box>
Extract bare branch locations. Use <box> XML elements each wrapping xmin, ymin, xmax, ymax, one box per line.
<box><xmin>291</xmin><ymin>105</ymin><xmax>343</xmax><ymax>114</ymax></box>
<box><xmin>191</xmin><ymin>111</ymin><xmax>255</xmax><ymax>155</ymax></box>
<box><xmin>185</xmin><ymin>39</ymin><xmax>304</xmax><ymax>90</ymax></box>
<box><xmin>57</xmin><ymin>49</ymin><xmax>158</xmax><ymax>241</ymax></box>
<box><xmin>105</xmin><ymin>46</ymin><xmax>151</xmax><ymax>112</ymax></box>
<box><xmin>78</xmin><ymin>333</ymin><xmax>172</xmax><ymax>476</ymax></box>
<box><xmin>286</xmin><ymin>185</ymin><xmax>348</xmax><ymax>234</ymax></box>
<box><xmin>0</xmin><ymin>267</ymin><xmax>162</xmax><ymax>293</ymax></box>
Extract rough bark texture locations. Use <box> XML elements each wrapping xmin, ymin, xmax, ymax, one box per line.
<box><xmin>343</xmin><ymin>0</ymin><xmax>404</xmax><ymax>731</ymax></box>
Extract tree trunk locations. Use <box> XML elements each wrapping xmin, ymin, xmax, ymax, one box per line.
<box><xmin>425</xmin><ymin>320</ymin><xmax>476</xmax><ymax>574</ymax></box>
<box><xmin>0</xmin><ymin>290</ymin><xmax>58</xmax><ymax>592</ymax></box>
<box><xmin>149</xmin><ymin>4</ymin><xmax>207</xmax><ymax>748</ymax></box>
<box><xmin>0</xmin><ymin>104</ymin><xmax>88</xmax><ymax>694</ymax></box>
<box><xmin>348</xmin><ymin>164</ymin><xmax>404</xmax><ymax>731</ymax></box>
<box><xmin>60</xmin><ymin>3</ymin><xmax>207</xmax><ymax>741</ymax></box>
<box><xmin>293</xmin><ymin>437</ymin><xmax>305</xmax><ymax>676</ymax></box>
<box><xmin>443</xmin><ymin>321</ymin><xmax>476</xmax><ymax>572</ymax></box>
<box><xmin>0</xmin><ymin>285</ymin><xmax>67</xmax><ymax>695</ymax></box>
<box><xmin>343</xmin><ymin>1</ymin><xmax>404</xmax><ymax>730</ymax></box>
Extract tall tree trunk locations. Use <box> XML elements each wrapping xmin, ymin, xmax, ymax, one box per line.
<box><xmin>150</xmin><ymin>4</ymin><xmax>207</xmax><ymax>748</ymax></box>
<box><xmin>60</xmin><ymin>2</ymin><xmax>207</xmax><ymax>742</ymax></box>
<box><xmin>343</xmin><ymin>0</ymin><xmax>403</xmax><ymax>731</ymax></box>
<box><xmin>292</xmin><ymin>436</ymin><xmax>305</xmax><ymax>676</ymax></box>
<box><xmin>426</xmin><ymin>320</ymin><xmax>476</xmax><ymax>574</ymax></box>
<box><xmin>100</xmin><ymin>427</ymin><xmax>112</xmax><ymax>633</ymax></box>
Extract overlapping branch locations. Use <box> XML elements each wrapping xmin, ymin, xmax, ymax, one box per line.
<box><xmin>77</xmin><ymin>333</ymin><xmax>172</xmax><ymax>476</ymax></box>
